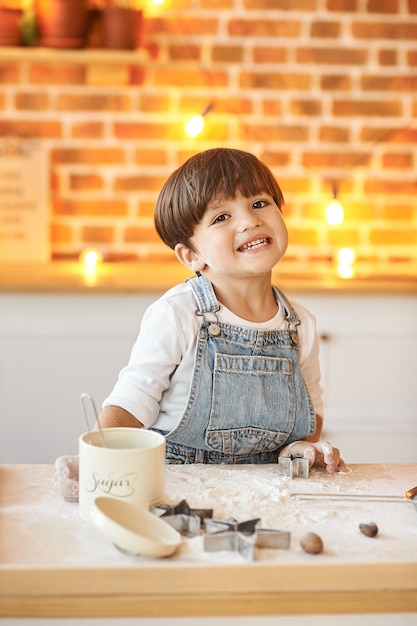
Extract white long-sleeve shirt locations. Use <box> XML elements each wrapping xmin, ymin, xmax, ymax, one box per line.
<box><xmin>103</xmin><ymin>282</ymin><xmax>324</xmax><ymax>432</ymax></box>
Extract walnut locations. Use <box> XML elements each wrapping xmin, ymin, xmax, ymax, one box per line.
<box><xmin>300</xmin><ymin>532</ymin><xmax>323</xmax><ymax>554</ymax></box>
<box><xmin>359</xmin><ymin>522</ymin><xmax>378</xmax><ymax>537</ymax></box>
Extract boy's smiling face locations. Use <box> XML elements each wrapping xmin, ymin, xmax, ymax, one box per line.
<box><xmin>175</xmin><ymin>192</ymin><xmax>288</xmax><ymax>280</ymax></box>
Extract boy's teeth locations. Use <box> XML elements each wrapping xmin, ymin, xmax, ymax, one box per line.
<box><xmin>241</xmin><ymin>238</ymin><xmax>267</xmax><ymax>251</ymax></box>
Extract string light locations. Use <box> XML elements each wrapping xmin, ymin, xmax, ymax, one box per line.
<box><xmin>185</xmin><ymin>102</ymin><xmax>214</xmax><ymax>138</ymax></box>
<box><xmin>326</xmin><ymin>182</ymin><xmax>344</xmax><ymax>225</ymax></box>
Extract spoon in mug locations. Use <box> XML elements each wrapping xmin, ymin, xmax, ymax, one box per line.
<box><xmin>80</xmin><ymin>393</ymin><xmax>106</xmax><ymax>447</ymax></box>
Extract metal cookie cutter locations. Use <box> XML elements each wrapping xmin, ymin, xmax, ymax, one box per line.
<box><xmin>150</xmin><ymin>499</ymin><xmax>214</xmax><ymax>538</ymax></box>
<box><xmin>204</xmin><ymin>517</ymin><xmax>260</xmax><ymax>535</ymax></box>
<box><xmin>203</xmin><ymin>517</ymin><xmax>291</xmax><ymax>561</ymax></box>
<box><xmin>255</xmin><ymin>529</ymin><xmax>291</xmax><ymax>550</ymax></box>
<box><xmin>204</xmin><ymin>531</ymin><xmax>255</xmax><ymax>561</ymax></box>
<box><xmin>277</xmin><ymin>456</ymin><xmax>309</xmax><ymax>479</ymax></box>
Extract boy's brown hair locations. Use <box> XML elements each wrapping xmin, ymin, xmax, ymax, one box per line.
<box><xmin>154</xmin><ymin>148</ymin><xmax>285</xmax><ymax>250</ymax></box>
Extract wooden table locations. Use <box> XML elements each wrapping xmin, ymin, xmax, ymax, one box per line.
<box><xmin>1</xmin><ymin>463</ymin><xmax>416</xmax><ymax>618</ymax></box>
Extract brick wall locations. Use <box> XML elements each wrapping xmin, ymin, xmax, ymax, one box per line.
<box><xmin>1</xmin><ymin>0</ymin><xmax>416</xmax><ymax>278</ymax></box>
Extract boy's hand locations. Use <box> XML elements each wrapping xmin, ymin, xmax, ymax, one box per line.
<box><xmin>54</xmin><ymin>455</ymin><xmax>79</xmax><ymax>502</ymax></box>
<box><xmin>279</xmin><ymin>440</ymin><xmax>345</xmax><ymax>473</ymax></box>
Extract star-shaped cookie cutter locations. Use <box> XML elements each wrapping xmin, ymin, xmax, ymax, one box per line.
<box><xmin>150</xmin><ymin>499</ymin><xmax>214</xmax><ymax>537</ymax></box>
<box><xmin>150</xmin><ymin>502</ymin><xmax>291</xmax><ymax>560</ymax></box>
<box><xmin>203</xmin><ymin>517</ymin><xmax>291</xmax><ymax>561</ymax></box>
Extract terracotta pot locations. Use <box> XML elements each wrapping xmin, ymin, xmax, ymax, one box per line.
<box><xmin>101</xmin><ymin>6</ymin><xmax>142</xmax><ymax>51</ymax></box>
<box><xmin>35</xmin><ymin>0</ymin><xmax>89</xmax><ymax>49</ymax></box>
<box><xmin>0</xmin><ymin>8</ymin><xmax>23</xmax><ymax>46</ymax></box>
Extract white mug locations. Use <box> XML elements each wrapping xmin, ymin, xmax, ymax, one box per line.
<box><xmin>79</xmin><ymin>428</ymin><xmax>166</xmax><ymax>522</ymax></box>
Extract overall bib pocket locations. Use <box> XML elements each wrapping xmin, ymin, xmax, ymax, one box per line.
<box><xmin>206</xmin><ymin>353</ymin><xmax>296</xmax><ymax>455</ymax></box>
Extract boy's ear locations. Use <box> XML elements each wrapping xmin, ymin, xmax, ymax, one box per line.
<box><xmin>175</xmin><ymin>243</ymin><xmax>206</xmax><ymax>272</ymax></box>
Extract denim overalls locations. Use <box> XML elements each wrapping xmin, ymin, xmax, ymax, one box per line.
<box><xmin>164</xmin><ymin>275</ymin><xmax>316</xmax><ymax>464</ymax></box>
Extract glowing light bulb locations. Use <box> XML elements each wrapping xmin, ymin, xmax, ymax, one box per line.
<box><xmin>337</xmin><ymin>263</ymin><xmax>355</xmax><ymax>279</ymax></box>
<box><xmin>336</xmin><ymin>246</ymin><xmax>355</xmax><ymax>279</ymax></box>
<box><xmin>326</xmin><ymin>199</ymin><xmax>344</xmax><ymax>225</ymax></box>
<box><xmin>337</xmin><ymin>247</ymin><xmax>355</xmax><ymax>265</ymax></box>
<box><xmin>185</xmin><ymin>114</ymin><xmax>205</xmax><ymax>138</ymax></box>
<box><xmin>79</xmin><ymin>248</ymin><xmax>103</xmax><ymax>286</ymax></box>
<box><xmin>84</xmin><ymin>249</ymin><xmax>101</xmax><ymax>270</ymax></box>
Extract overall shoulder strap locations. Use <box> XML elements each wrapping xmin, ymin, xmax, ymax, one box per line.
<box><xmin>272</xmin><ymin>286</ymin><xmax>300</xmax><ymax>328</ymax></box>
<box><xmin>186</xmin><ymin>275</ymin><xmax>219</xmax><ymax>314</ymax></box>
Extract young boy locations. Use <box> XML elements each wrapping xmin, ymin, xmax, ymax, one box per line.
<box><xmin>55</xmin><ymin>148</ymin><xmax>344</xmax><ymax>501</ymax></box>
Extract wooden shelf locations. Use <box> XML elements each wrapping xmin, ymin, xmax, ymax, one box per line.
<box><xmin>0</xmin><ymin>46</ymin><xmax>149</xmax><ymax>63</ymax></box>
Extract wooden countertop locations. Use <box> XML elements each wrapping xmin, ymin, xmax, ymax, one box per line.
<box><xmin>1</xmin><ymin>463</ymin><xmax>416</xmax><ymax>618</ymax></box>
<box><xmin>1</xmin><ymin>262</ymin><xmax>417</xmax><ymax>294</ymax></box>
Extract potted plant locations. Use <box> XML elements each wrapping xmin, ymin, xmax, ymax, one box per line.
<box><xmin>100</xmin><ymin>0</ymin><xmax>143</xmax><ymax>51</ymax></box>
<box><xmin>19</xmin><ymin>0</ymin><xmax>39</xmax><ymax>46</ymax></box>
<box><xmin>34</xmin><ymin>0</ymin><xmax>90</xmax><ymax>49</ymax></box>
<box><xmin>0</xmin><ymin>1</ymin><xmax>23</xmax><ymax>46</ymax></box>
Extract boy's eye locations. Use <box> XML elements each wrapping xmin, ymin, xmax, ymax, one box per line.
<box><xmin>213</xmin><ymin>213</ymin><xmax>229</xmax><ymax>224</ymax></box>
<box><xmin>252</xmin><ymin>199</ymin><xmax>268</xmax><ymax>209</ymax></box>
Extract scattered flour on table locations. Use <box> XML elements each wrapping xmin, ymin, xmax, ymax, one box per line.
<box><xmin>160</xmin><ymin>464</ymin><xmax>417</xmax><ymax>563</ymax></box>
<box><xmin>4</xmin><ymin>464</ymin><xmax>416</xmax><ymax>565</ymax></box>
